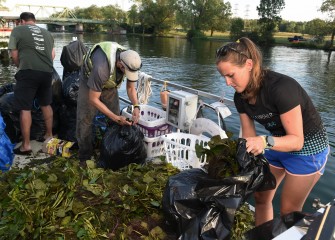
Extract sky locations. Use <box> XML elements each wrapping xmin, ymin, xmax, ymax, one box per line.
<box><xmin>229</xmin><ymin>0</ymin><xmax>327</xmax><ymax>22</ymax></box>
<box><xmin>3</xmin><ymin>0</ymin><xmax>329</xmax><ymax>22</ymax></box>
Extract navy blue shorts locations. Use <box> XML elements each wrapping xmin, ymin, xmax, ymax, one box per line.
<box><xmin>14</xmin><ymin>69</ymin><xmax>53</xmax><ymax>110</ymax></box>
<box><xmin>264</xmin><ymin>146</ymin><xmax>330</xmax><ymax>175</ymax></box>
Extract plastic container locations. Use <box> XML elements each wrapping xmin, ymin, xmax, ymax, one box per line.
<box><xmin>161</xmin><ymin>133</ymin><xmax>210</xmax><ymax>170</ymax></box>
<box><xmin>122</xmin><ymin>105</ymin><xmax>166</xmax><ymax>127</ymax></box>
<box><xmin>144</xmin><ymin>136</ymin><xmax>165</xmax><ymax>159</ymax></box>
<box><xmin>122</xmin><ymin>105</ymin><xmax>172</xmax><ymax>137</ymax></box>
<box><xmin>139</xmin><ymin>123</ymin><xmax>172</xmax><ymax>138</ymax></box>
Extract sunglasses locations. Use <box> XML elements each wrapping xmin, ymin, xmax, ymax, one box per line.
<box><xmin>121</xmin><ymin>59</ymin><xmax>142</xmax><ymax>72</ymax></box>
<box><xmin>216</xmin><ymin>45</ymin><xmax>249</xmax><ymax>59</ymax></box>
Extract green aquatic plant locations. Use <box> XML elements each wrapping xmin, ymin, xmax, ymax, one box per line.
<box><xmin>196</xmin><ymin>133</ymin><xmax>240</xmax><ymax>178</ymax></box>
<box><xmin>0</xmin><ymin>154</ymin><xmax>254</xmax><ymax>239</ymax></box>
<box><xmin>0</xmin><ymin>157</ymin><xmax>179</xmax><ymax>239</ymax></box>
<box><xmin>195</xmin><ymin>133</ymin><xmax>256</xmax><ymax>239</ymax></box>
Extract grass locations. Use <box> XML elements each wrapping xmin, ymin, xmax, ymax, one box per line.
<box><xmin>159</xmin><ymin>30</ymin><xmax>331</xmax><ymax>49</ymax></box>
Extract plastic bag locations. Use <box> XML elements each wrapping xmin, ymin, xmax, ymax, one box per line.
<box><xmin>51</xmin><ymin>68</ymin><xmax>63</xmax><ymax>105</ymax></box>
<box><xmin>97</xmin><ymin>124</ymin><xmax>147</xmax><ymax>170</ymax></box>
<box><xmin>162</xmin><ymin>138</ymin><xmax>276</xmax><ymax>240</ymax></box>
<box><xmin>0</xmin><ymin>92</ymin><xmax>45</xmax><ymax>143</ymax></box>
<box><xmin>245</xmin><ymin>211</ymin><xmax>314</xmax><ymax>240</ymax></box>
<box><xmin>0</xmin><ymin>69</ymin><xmax>62</xmax><ymax>143</ymax></box>
<box><xmin>0</xmin><ymin>83</ymin><xmax>15</xmax><ymax>98</ymax></box>
<box><xmin>57</xmin><ymin>104</ymin><xmax>77</xmax><ymax>143</ymax></box>
<box><xmin>235</xmin><ymin>138</ymin><xmax>276</xmax><ymax>192</ymax></box>
<box><xmin>0</xmin><ymin>112</ymin><xmax>15</xmax><ymax>172</ymax></box>
<box><xmin>60</xmin><ymin>40</ymin><xmax>87</xmax><ymax>73</ymax></box>
<box><xmin>62</xmin><ymin>70</ymin><xmax>80</xmax><ymax>106</ymax></box>
<box><xmin>162</xmin><ymin>168</ymin><xmax>239</xmax><ymax>240</ymax></box>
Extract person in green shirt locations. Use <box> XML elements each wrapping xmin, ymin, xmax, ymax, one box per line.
<box><xmin>8</xmin><ymin>12</ymin><xmax>55</xmax><ymax>155</ymax></box>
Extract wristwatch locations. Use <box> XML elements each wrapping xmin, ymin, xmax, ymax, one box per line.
<box><xmin>133</xmin><ymin>105</ymin><xmax>141</xmax><ymax>110</ymax></box>
<box><xmin>265</xmin><ymin>136</ymin><xmax>275</xmax><ymax>149</ymax></box>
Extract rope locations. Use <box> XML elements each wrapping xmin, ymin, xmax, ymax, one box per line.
<box><xmin>137</xmin><ymin>71</ymin><xmax>152</xmax><ymax>104</ymax></box>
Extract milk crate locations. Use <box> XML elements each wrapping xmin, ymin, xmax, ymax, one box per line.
<box><xmin>122</xmin><ymin>105</ymin><xmax>172</xmax><ymax>137</ymax></box>
<box><xmin>161</xmin><ymin>133</ymin><xmax>210</xmax><ymax>170</ymax></box>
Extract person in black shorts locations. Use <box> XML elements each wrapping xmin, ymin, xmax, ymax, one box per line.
<box><xmin>8</xmin><ymin>12</ymin><xmax>55</xmax><ymax>155</ymax></box>
<box><xmin>215</xmin><ymin>37</ymin><xmax>329</xmax><ymax>226</ymax></box>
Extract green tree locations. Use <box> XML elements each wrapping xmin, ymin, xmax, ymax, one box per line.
<box><xmin>136</xmin><ymin>0</ymin><xmax>177</xmax><ymax>35</ymax></box>
<box><xmin>128</xmin><ymin>4</ymin><xmax>139</xmax><ymax>33</ymax></box>
<box><xmin>203</xmin><ymin>0</ymin><xmax>232</xmax><ymax>36</ymax></box>
<box><xmin>320</xmin><ymin>0</ymin><xmax>335</xmax><ymax>48</ymax></box>
<box><xmin>101</xmin><ymin>5</ymin><xmax>127</xmax><ymax>24</ymax></box>
<box><xmin>305</xmin><ymin>19</ymin><xmax>329</xmax><ymax>43</ymax></box>
<box><xmin>230</xmin><ymin>18</ymin><xmax>244</xmax><ymax>41</ymax></box>
<box><xmin>176</xmin><ymin>0</ymin><xmax>232</xmax><ymax>38</ymax></box>
<box><xmin>286</xmin><ymin>21</ymin><xmax>296</xmax><ymax>32</ymax></box>
<box><xmin>73</xmin><ymin>5</ymin><xmax>104</xmax><ymax>32</ymax></box>
<box><xmin>294</xmin><ymin>22</ymin><xmax>306</xmax><ymax>33</ymax></box>
<box><xmin>101</xmin><ymin>5</ymin><xmax>127</xmax><ymax>32</ymax></box>
<box><xmin>257</xmin><ymin>0</ymin><xmax>285</xmax><ymax>44</ymax></box>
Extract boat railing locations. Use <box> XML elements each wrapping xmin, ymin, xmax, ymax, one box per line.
<box><xmin>119</xmin><ymin>77</ymin><xmax>235</xmax><ymax>107</ymax></box>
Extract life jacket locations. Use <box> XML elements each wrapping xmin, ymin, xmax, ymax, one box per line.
<box><xmin>83</xmin><ymin>41</ymin><xmax>126</xmax><ymax>89</ymax></box>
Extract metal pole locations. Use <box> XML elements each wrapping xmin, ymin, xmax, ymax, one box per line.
<box><xmin>150</xmin><ymin>77</ymin><xmax>234</xmax><ymax>106</ymax></box>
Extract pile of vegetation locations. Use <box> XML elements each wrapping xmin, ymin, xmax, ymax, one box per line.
<box><xmin>0</xmin><ymin>154</ymin><xmax>254</xmax><ymax>239</ymax></box>
<box><xmin>196</xmin><ymin>134</ymin><xmax>240</xmax><ymax>179</ymax></box>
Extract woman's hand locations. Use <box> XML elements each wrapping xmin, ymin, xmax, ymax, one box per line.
<box><xmin>246</xmin><ymin>136</ymin><xmax>266</xmax><ymax>156</ymax></box>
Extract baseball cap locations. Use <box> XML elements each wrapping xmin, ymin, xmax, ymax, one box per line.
<box><xmin>120</xmin><ymin>50</ymin><xmax>142</xmax><ymax>81</ymax></box>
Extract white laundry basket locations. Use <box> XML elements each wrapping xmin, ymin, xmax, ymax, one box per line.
<box><xmin>161</xmin><ymin>133</ymin><xmax>210</xmax><ymax>170</ymax></box>
<box><xmin>122</xmin><ymin>105</ymin><xmax>173</xmax><ymax>158</ymax></box>
<box><xmin>144</xmin><ymin>136</ymin><xmax>165</xmax><ymax>159</ymax></box>
<box><xmin>122</xmin><ymin>105</ymin><xmax>172</xmax><ymax>138</ymax></box>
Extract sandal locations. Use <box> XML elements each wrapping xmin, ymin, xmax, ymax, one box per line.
<box><xmin>13</xmin><ymin>147</ymin><xmax>32</xmax><ymax>155</ymax></box>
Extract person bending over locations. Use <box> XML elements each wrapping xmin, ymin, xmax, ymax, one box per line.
<box><xmin>76</xmin><ymin>41</ymin><xmax>142</xmax><ymax>162</ymax></box>
<box><xmin>215</xmin><ymin>37</ymin><xmax>329</xmax><ymax>226</ymax></box>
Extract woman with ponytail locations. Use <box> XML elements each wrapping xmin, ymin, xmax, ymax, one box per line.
<box><xmin>216</xmin><ymin>37</ymin><xmax>329</xmax><ymax>226</ymax></box>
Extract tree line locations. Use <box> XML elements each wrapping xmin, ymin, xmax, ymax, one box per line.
<box><xmin>50</xmin><ymin>0</ymin><xmax>334</xmax><ymax>48</ymax></box>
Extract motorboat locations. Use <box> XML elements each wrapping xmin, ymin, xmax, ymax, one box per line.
<box><xmin>2</xmin><ymin>40</ymin><xmax>334</xmax><ymax>239</ymax></box>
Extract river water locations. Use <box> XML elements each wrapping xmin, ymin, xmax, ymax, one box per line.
<box><xmin>0</xmin><ymin>32</ymin><xmax>334</xmax><ymax>214</ymax></box>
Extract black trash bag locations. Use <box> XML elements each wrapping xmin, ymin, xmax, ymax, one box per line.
<box><xmin>51</xmin><ymin>68</ymin><xmax>63</xmax><ymax>106</ymax></box>
<box><xmin>162</xmin><ymin>169</ymin><xmax>240</xmax><ymax>240</ymax></box>
<box><xmin>0</xmin><ymin>83</ymin><xmax>15</xmax><ymax>98</ymax></box>
<box><xmin>97</xmin><ymin>124</ymin><xmax>147</xmax><ymax>171</ymax></box>
<box><xmin>92</xmin><ymin>113</ymin><xmax>109</xmax><ymax>150</ymax></box>
<box><xmin>60</xmin><ymin>40</ymin><xmax>87</xmax><ymax>74</ymax></box>
<box><xmin>0</xmin><ymin>92</ymin><xmax>45</xmax><ymax>143</ymax></box>
<box><xmin>235</xmin><ymin>138</ymin><xmax>276</xmax><ymax>193</ymax></box>
<box><xmin>57</xmin><ymin>104</ymin><xmax>77</xmax><ymax>143</ymax></box>
<box><xmin>62</xmin><ymin>70</ymin><xmax>80</xmax><ymax>106</ymax></box>
<box><xmin>162</xmin><ymin>138</ymin><xmax>276</xmax><ymax>240</ymax></box>
<box><xmin>245</xmin><ymin>211</ymin><xmax>315</xmax><ymax>240</ymax></box>
<box><xmin>0</xmin><ymin>70</ymin><xmax>63</xmax><ymax>143</ymax></box>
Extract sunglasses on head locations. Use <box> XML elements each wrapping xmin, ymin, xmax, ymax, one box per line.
<box><xmin>121</xmin><ymin>59</ymin><xmax>142</xmax><ymax>72</ymax></box>
<box><xmin>216</xmin><ymin>45</ymin><xmax>249</xmax><ymax>59</ymax></box>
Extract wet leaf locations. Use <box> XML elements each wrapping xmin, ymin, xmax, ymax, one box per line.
<box><xmin>56</xmin><ymin>208</ymin><xmax>66</xmax><ymax>218</ymax></box>
<box><xmin>0</xmin><ymin>155</ymin><xmax>253</xmax><ymax>239</ymax></box>
<box><xmin>47</xmin><ymin>173</ymin><xmax>58</xmax><ymax>182</ymax></box>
